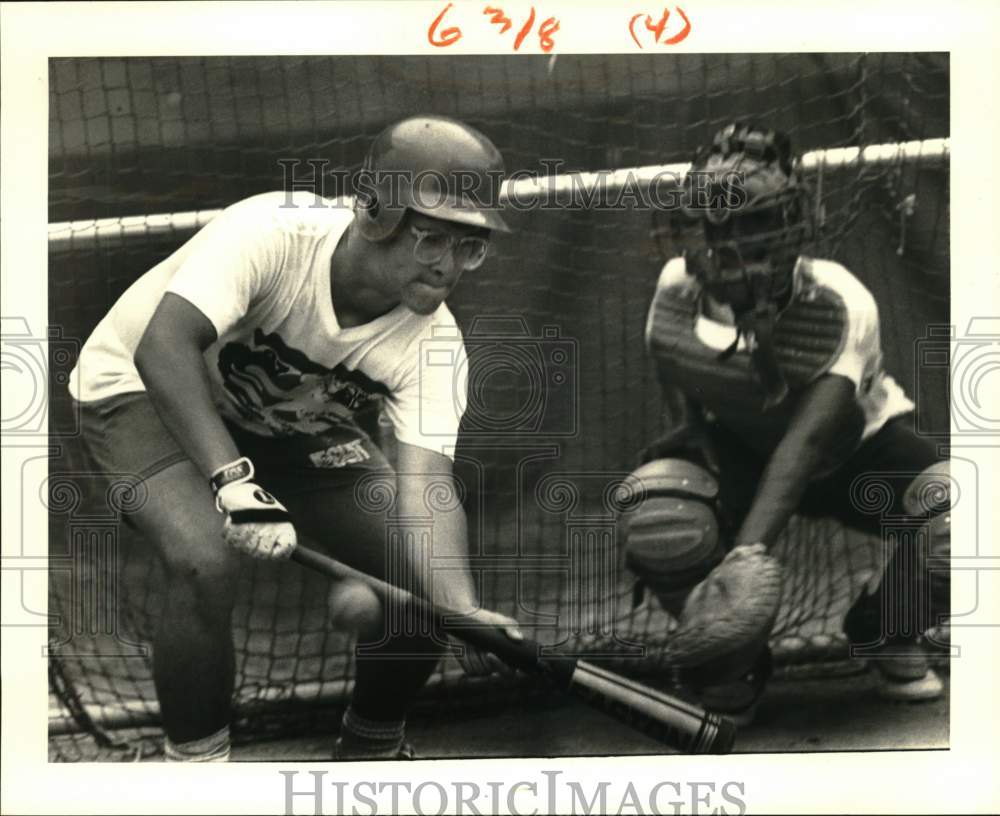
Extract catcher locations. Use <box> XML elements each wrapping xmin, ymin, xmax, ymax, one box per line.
<box><xmin>620</xmin><ymin>123</ymin><xmax>950</xmax><ymax>724</ymax></box>
<box><xmin>68</xmin><ymin>116</ymin><xmax>521</xmax><ymax>760</ymax></box>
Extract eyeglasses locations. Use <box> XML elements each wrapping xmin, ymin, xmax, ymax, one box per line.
<box><xmin>410</xmin><ymin>226</ymin><xmax>490</xmax><ymax>271</ymax></box>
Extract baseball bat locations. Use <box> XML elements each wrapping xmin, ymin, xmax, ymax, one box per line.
<box><xmin>290</xmin><ymin>545</ymin><xmax>736</xmax><ymax>755</ymax></box>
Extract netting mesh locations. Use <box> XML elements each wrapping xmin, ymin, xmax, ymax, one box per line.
<box><xmin>47</xmin><ymin>53</ymin><xmax>949</xmax><ymax>761</ymax></box>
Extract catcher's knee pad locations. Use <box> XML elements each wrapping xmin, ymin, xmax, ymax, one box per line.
<box><xmin>849</xmin><ymin>462</ymin><xmax>953</xmax><ymax>643</ymax></box>
<box><xmin>926</xmin><ymin>510</ymin><xmax>951</xmax><ymax>572</ymax></box>
<box><xmin>902</xmin><ymin>461</ymin><xmax>951</xmax><ymax>518</ymax></box>
<box><xmin>903</xmin><ymin>461</ymin><xmax>951</xmax><ymax>616</ymax></box>
<box><xmin>618</xmin><ymin>458</ymin><xmax>725</xmax><ymax>605</ymax></box>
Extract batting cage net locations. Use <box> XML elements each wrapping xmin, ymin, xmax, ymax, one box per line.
<box><xmin>46</xmin><ymin>54</ymin><xmax>949</xmax><ymax>760</ymax></box>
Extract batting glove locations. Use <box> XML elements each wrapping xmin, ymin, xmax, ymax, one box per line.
<box><xmin>211</xmin><ymin>457</ymin><xmax>297</xmax><ymax>560</ymax></box>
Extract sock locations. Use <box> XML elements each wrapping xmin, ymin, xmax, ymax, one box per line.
<box><xmin>164</xmin><ymin>725</ymin><xmax>231</xmax><ymax>762</ymax></box>
<box><xmin>336</xmin><ymin>706</ymin><xmax>405</xmax><ymax>758</ymax></box>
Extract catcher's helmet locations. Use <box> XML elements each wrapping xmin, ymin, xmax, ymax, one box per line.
<box><xmin>355</xmin><ymin>115</ymin><xmax>511</xmax><ymax>242</ymax></box>
<box><xmin>680</xmin><ymin>123</ymin><xmax>812</xmax><ymax>310</ymax></box>
<box><xmin>677</xmin><ymin>124</ymin><xmax>815</xmax><ymax>409</ymax></box>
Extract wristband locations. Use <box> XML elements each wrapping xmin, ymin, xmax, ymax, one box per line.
<box><xmin>210</xmin><ymin>457</ymin><xmax>254</xmax><ymax>494</ymax></box>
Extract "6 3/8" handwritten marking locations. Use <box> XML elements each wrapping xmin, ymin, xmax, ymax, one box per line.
<box><xmin>428</xmin><ymin>3</ymin><xmax>561</xmax><ymax>52</ymax></box>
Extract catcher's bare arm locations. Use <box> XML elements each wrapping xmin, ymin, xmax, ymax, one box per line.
<box><xmin>735</xmin><ymin>374</ymin><xmax>863</xmax><ymax>548</ymax></box>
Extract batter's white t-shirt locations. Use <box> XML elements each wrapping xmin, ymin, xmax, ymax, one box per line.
<box><xmin>69</xmin><ymin>192</ymin><xmax>468</xmax><ymax>458</ymax></box>
<box><xmin>682</xmin><ymin>255</ymin><xmax>914</xmax><ymax>441</ymax></box>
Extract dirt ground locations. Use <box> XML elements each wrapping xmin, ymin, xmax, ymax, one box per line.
<box><xmin>233</xmin><ymin>668</ymin><xmax>948</xmax><ymax>761</ymax></box>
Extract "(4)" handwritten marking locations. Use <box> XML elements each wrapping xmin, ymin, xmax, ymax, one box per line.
<box><xmin>629</xmin><ymin>7</ymin><xmax>691</xmax><ymax>48</ymax></box>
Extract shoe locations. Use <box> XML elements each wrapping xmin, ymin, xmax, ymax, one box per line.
<box><xmin>868</xmin><ymin>645</ymin><xmax>943</xmax><ymax>702</ymax></box>
<box><xmin>332</xmin><ymin>737</ymin><xmax>416</xmax><ymax>761</ymax></box>
<box><xmin>843</xmin><ymin>590</ymin><xmax>944</xmax><ymax>702</ymax></box>
<box><xmin>923</xmin><ymin>622</ymin><xmax>952</xmax><ymax>662</ymax></box>
<box><xmin>694</xmin><ymin>648</ymin><xmax>772</xmax><ymax>727</ymax></box>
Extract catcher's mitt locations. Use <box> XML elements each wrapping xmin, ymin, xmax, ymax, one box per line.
<box><xmin>666</xmin><ymin>542</ymin><xmax>783</xmax><ymax>686</ymax></box>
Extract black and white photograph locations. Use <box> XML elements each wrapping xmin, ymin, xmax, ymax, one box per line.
<box><xmin>2</xmin><ymin>2</ymin><xmax>998</xmax><ymax>815</ymax></box>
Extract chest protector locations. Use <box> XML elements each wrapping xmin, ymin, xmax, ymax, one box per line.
<box><xmin>647</xmin><ymin>259</ymin><xmax>849</xmax><ymax>456</ymax></box>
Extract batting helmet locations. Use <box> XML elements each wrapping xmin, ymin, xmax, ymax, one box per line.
<box><xmin>355</xmin><ymin>115</ymin><xmax>511</xmax><ymax>242</ymax></box>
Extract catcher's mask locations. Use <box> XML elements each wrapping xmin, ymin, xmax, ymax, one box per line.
<box><xmin>355</xmin><ymin>115</ymin><xmax>511</xmax><ymax>242</ymax></box>
<box><xmin>678</xmin><ymin>123</ymin><xmax>815</xmax><ymax>408</ymax></box>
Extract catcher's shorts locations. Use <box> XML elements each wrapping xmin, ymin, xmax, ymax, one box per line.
<box><xmin>708</xmin><ymin>413</ymin><xmax>943</xmax><ymax>539</ymax></box>
<box><xmin>77</xmin><ymin>391</ymin><xmax>392</xmax><ymax>503</ymax></box>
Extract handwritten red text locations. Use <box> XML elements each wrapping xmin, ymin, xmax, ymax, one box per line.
<box><xmin>628</xmin><ymin>7</ymin><xmax>691</xmax><ymax>48</ymax></box>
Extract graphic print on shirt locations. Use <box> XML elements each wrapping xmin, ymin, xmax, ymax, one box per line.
<box><xmin>217</xmin><ymin>329</ymin><xmax>392</xmax><ymax>435</ymax></box>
